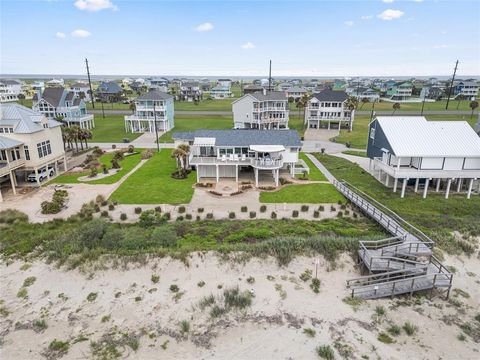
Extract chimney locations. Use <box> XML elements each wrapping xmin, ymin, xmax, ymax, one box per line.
<box><xmin>263</xmin><ymin>88</ymin><xmax>267</xmax><ymax>96</ymax></box>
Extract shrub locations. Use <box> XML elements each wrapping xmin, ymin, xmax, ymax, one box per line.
<box><xmin>209</xmin><ymin>190</ymin><xmax>222</xmax><ymax>196</ymax></box>
<box><xmin>100</xmin><ymin>210</ymin><xmax>109</xmax><ymax>217</ymax></box>
<box><xmin>197</xmin><ymin>281</ymin><xmax>205</xmax><ymax>287</ymax></box>
<box><xmin>101</xmin><ymin>200</ymin><xmax>108</xmax><ymax>207</ymax></box>
<box><xmin>48</xmin><ymin>339</ymin><xmax>69</xmax><ymax>356</ymax></box>
<box><xmin>180</xmin><ymin>320</ymin><xmax>190</xmax><ymax>334</ymax></box>
<box><xmin>110</xmin><ymin>159</ymin><xmax>120</xmax><ymax>169</ymax></box>
<box><xmin>388</xmin><ymin>324</ymin><xmax>401</xmax><ymax>336</ymax></box>
<box><xmin>402</xmin><ymin>322</ymin><xmax>417</xmax><ymax>336</ymax></box>
<box><xmin>171</xmin><ymin>169</ymin><xmax>190</xmax><ymax>179</ymax></box>
<box><xmin>108</xmin><ymin>204</ymin><xmax>115</xmax><ymax>211</ymax></box>
<box><xmin>241</xmin><ymin>206</ymin><xmax>248</xmax><ymax>212</ymax></box>
<box><xmin>89</xmin><ymin>165</ymin><xmax>98</xmax><ymax>178</ymax></box>
<box><xmin>246</xmin><ymin>277</ymin><xmax>255</xmax><ymax>284</ymax></box>
<box><xmin>249</xmin><ymin>211</ymin><xmax>256</xmax><ymax>219</ymax></box>
<box><xmin>169</xmin><ymin>284</ymin><xmax>179</xmax><ymax>293</ymax></box>
<box><xmin>310</xmin><ymin>278</ymin><xmax>321</xmax><ymax>293</ymax></box>
<box><xmin>330</xmin><ymin>206</ymin><xmax>336</xmax><ymax>211</ymax></box>
<box><xmin>196</xmin><ymin>215</ymin><xmax>201</xmax><ymax>221</ymax></box>
<box><xmin>134</xmin><ymin>207</ymin><xmax>142</xmax><ymax>214</ymax></box>
<box><xmin>33</xmin><ymin>319</ymin><xmax>48</xmax><ymax>331</ymax></box>
<box><xmin>270</xmin><ymin>211</ymin><xmax>277</xmax><ymax>219</ymax></box>
<box><xmin>197</xmin><ymin>207</ymin><xmax>204</xmax><ymax>213</ymax></box>
<box><xmin>374</xmin><ymin>305</ymin><xmax>386</xmax><ymax>317</ymax></box>
<box><xmin>206</xmin><ymin>213</ymin><xmax>214</xmax><ymax>220</ymax></box>
<box><xmin>41</xmin><ymin>200</ymin><xmax>62</xmax><ymax>214</ymax></box>
<box><xmin>301</xmin><ymin>205</ymin><xmax>309</xmax><ymax>212</ymax></box>
<box><xmin>120</xmin><ymin>213</ymin><xmax>127</xmax><ymax>221</ymax></box>
<box><xmin>313</xmin><ymin>210</ymin><xmax>320</xmax><ymax>218</ymax></box>
<box><xmin>87</xmin><ymin>292</ymin><xmax>97</xmax><ymax>302</ymax></box>
<box><xmin>292</xmin><ymin>210</ymin><xmax>299</xmax><ymax>218</ymax></box>
<box><xmin>139</xmin><ymin>209</ymin><xmax>166</xmax><ymax>227</ymax></box>
<box><xmin>142</xmin><ymin>149</ymin><xmax>154</xmax><ymax>159</ymax></box>
<box><xmin>337</xmin><ymin>211</ymin><xmax>343</xmax><ymax>218</ymax></box>
<box><xmin>0</xmin><ymin>209</ymin><xmax>28</xmax><ymax>224</ymax></box>
<box><xmin>102</xmin><ymin>164</ymin><xmax>108</xmax><ymax>174</ymax></box>
<box><xmin>150</xmin><ymin>227</ymin><xmax>177</xmax><ymax>247</ymax></box>
<box><xmin>185</xmin><ymin>214</ymin><xmax>192</xmax><ymax>220</ymax></box>
<box><xmin>154</xmin><ymin>206</ymin><xmax>162</xmax><ymax>213</ymax></box>
<box><xmin>112</xmin><ymin>144</ymin><xmax>116</xmax><ymax>149</ymax></box>
<box><xmin>113</xmin><ymin>150</ymin><xmax>124</xmax><ymax>161</ymax></box>
<box><xmin>128</xmin><ymin>145</ymin><xmax>135</xmax><ymax>153</ymax></box>
<box><xmin>95</xmin><ymin>195</ymin><xmax>106</xmax><ymax>204</ymax></box>
<box><xmin>378</xmin><ymin>332</ymin><xmax>394</xmax><ymax>344</ymax></box>
<box><xmin>303</xmin><ymin>328</ymin><xmax>316</xmax><ymax>337</ymax></box>
<box><xmin>23</xmin><ymin>276</ymin><xmax>36</xmax><ymax>287</ymax></box>
<box><xmin>318</xmin><ymin>205</ymin><xmax>325</xmax><ymax>212</ymax></box>
<box><xmin>260</xmin><ymin>205</ymin><xmax>267</xmax><ymax>213</ymax></box>
<box><xmin>230</xmin><ymin>191</ymin><xmax>243</xmax><ymax>196</ymax></box>
<box><xmin>229</xmin><ymin>212</ymin><xmax>236</xmax><ymax>219</ymax></box>
<box><xmin>151</xmin><ymin>274</ymin><xmax>160</xmax><ymax>284</ymax></box>
<box><xmin>317</xmin><ymin>345</ymin><xmax>334</xmax><ymax>360</ymax></box>
<box><xmin>178</xmin><ymin>206</ymin><xmax>186</xmax><ymax>214</ymax></box>
<box><xmin>17</xmin><ymin>288</ymin><xmax>28</xmax><ymax>299</ymax></box>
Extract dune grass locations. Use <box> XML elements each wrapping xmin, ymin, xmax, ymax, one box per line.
<box><xmin>260</xmin><ymin>183</ymin><xmax>345</xmax><ymax>204</ymax></box>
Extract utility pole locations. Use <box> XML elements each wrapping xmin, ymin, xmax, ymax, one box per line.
<box><xmin>153</xmin><ymin>101</ymin><xmax>160</xmax><ymax>152</ymax></box>
<box><xmin>445</xmin><ymin>60</ymin><xmax>458</xmax><ymax>110</ymax></box>
<box><xmin>268</xmin><ymin>60</ymin><xmax>272</xmax><ymax>92</ymax></box>
<box><xmin>85</xmin><ymin>58</ymin><xmax>95</xmax><ymax>109</ymax></box>
<box><xmin>99</xmin><ymin>86</ymin><xmax>105</xmax><ymax>118</ymax></box>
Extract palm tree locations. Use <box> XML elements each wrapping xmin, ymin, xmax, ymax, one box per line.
<box><xmin>171</xmin><ymin>144</ymin><xmax>190</xmax><ymax>170</ymax></box>
<box><xmin>80</xmin><ymin>129</ymin><xmax>92</xmax><ymax>148</ymax></box>
<box><xmin>345</xmin><ymin>96</ymin><xmax>358</xmax><ymax>111</ymax></box>
<box><xmin>296</xmin><ymin>93</ymin><xmax>310</xmax><ymax>124</ymax></box>
<box><xmin>360</xmin><ymin>97</ymin><xmax>369</xmax><ymax>110</ymax></box>
<box><xmin>469</xmin><ymin>100</ymin><xmax>479</xmax><ymax>120</ymax></box>
<box><xmin>392</xmin><ymin>102</ymin><xmax>401</xmax><ymax>115</ymax></box>
<box><xmin>70</xmin><ymin>126</ymin><xmax>81</xmax><ymax>151</ymax></box>
<box><xmin>129</xmin><ymin>102</ymin><xmax>136</xmax><ymax>114</ymax></box>
<box><xmin>17</xmin><ymin>93</ymin><xmax>25</xmax><ymax>105</ymax></box>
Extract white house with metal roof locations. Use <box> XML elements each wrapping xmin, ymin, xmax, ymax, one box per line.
<box><xmin>232</xmin><ymin>90</ymin><xmax>289</xmax><ymax>130</ymax></box>
<box><xmin>285</xmin><ymin>86</ymin><xmax>308</xmax><ymax>101</ymax></box>
<box><xmin>367</xmin><ymin>116</ymin><xmax>480</xmax><ymax>199</ymax></box>
<box><xmin>304</xmin><ymin>90</ymin><xmax>354</xmax><ymax>130</ymax></box>
<box><xmin>0</xmin><ymin>80</ymin><xmax>24</xmax><ymax>103</ymax></box>
<box><xmin>210</xmin><ymin>85</ymin><xmax>232</xmax><ymax>99</ymax></box>
<box><xmin>125</xmin><ymin>90</ymin><xmax>174</xmax><ymax>133</ymax></box>
<box><xmin>0</xmin><ymin>103</ymin><xmax>67</xmax><ymax>201</ymax></box>
<box><xmin>172</xmin><ymin>129</ymin><xmax>304</xmax><ymax>186</ymax></box>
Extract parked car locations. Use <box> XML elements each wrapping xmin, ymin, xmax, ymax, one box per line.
<box><xmin>27</xmin><ymin>167</ymin><xmax>55</xmax><ymax>182</ymax></box>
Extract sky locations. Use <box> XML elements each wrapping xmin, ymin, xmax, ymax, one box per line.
<box><xmin>1</xmin><ymin>0</ymin><xmax>479</xmax><ymax>77</ymax></box>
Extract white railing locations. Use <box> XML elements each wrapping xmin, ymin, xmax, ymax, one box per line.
<box><xmin>125</xmin><ymin>115</ymin><xmax>167</xmax><ymax>121</ymax></box>
<box><xmin>135</xmin><ymin>105</ymin><xmax>166</xmax><ymax>111</ymax></box>
<box><xmin>307</xmin><ymin>116</ymin><xmax>351</xmax><ymax>121</ymax></box>
<box><xmin>0</xmin><ymin>159</ymin><xmax>26</xmax><ymax>176</ymax></box>
<box><xmin>253</xmin><ymin>107</ymin><xmax>287</xmax><ymax>112</ymax></box>
<box><xmin>251</xmin><ymin>158</ymin><xmax>283</xmax><ymax>169</ymax></box>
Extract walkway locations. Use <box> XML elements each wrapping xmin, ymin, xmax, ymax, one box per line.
<box><xmin>304</xmin><ymin>153</ymin><xmax>336</xmax><ymax>182</ymax></box>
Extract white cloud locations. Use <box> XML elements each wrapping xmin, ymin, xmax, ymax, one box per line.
<box><xmin>361</xmin><ymin>15</ymin><xmax>373</xmax><ymax>20</ymax></box>
<box><xmin>71</xmin><ymin>29</ymin><xmax>92</xmax><ymax>38</ymax></box>
<box><xmin>241</xmin><ymin>42</ymin><xmax>255</xmax><ymax>50</ymax></box>
<box><xmin>74</xmin><ymin>0</ymin><xmax>117</xmax><ymax>12</ymax></box>
<box><xmin>344</xmin><ymin>21</ymin><xmax>354</xmax><ymax>27</ymax></box>
<box><xmin>55</xmin><ymin>32</ymin><xmax>66</xmax><ymax>39</ymax></box>
<box><xmin>377</xmin><ymin>9</ymin><xmax>405</xmax><ymax>20</ymax></box>
<box><xmin>433</xmin><ymin>44</ymin><xmax>448</xmax><ymax>49</ymax></box>
<box><xmin>194</xmin><ymin>22</ymin><xmax>214</xmax><ymax>32</ymax></box>
<box><xmin>382</xmin><ymin>0</ymin><xmax>395</xmax><ymax>3</ymax></box>
<box><xmin>412</xmin><ymin>0</ymin><xmax>424</xmax><ymax>2</ymax></box>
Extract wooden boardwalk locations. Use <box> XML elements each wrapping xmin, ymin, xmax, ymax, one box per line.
<box><xmin>333</xmin><ymin>180</ymin><xmax>453</xmax><ymax>300</ymax></box>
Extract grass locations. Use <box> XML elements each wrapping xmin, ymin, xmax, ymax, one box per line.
<box><xmin>342</xmin><ymin>150</ymin><xmax>367</xmax><ymax>157</ymax></box>
<box><xmin>317</xmin><ymin>345</ymin><xmax>335</xmax><ymax>360</ymax></box>
<box><xmin>260</xmin><ymin>183</ymin><xmax>345</xmax><ymax>204</ymax></box>
<box><xmin>90</xmin><ymin>115</ymin><xmax>142</xmax><ymax>143</ymax></box>
<box><xmin>334</xmin><ymin>114</ymin><xmax>479</xmax><ymax>149</ymax></box>
<box><xmin>160</xmin><ymin>115</ymin><xmax>232</xmax><ymax>143</ymax></box>
<box><xmin>315</xmin><ymin>154</ymin><xmax>480</xmax><ymax>253</ymax></box>
<box><xmin>50</xmin><ymin>151</ymin><xmax>142</xmax><ymax>185</ymax></box>
<box><xmin>357</xmin><ymin>99</ymin><xmax>479</xmax><ymax>112</ymax></box>
<box><xmin>110</xmin><ymin>150</ymin><xmax>196</xmax><ymax>204</ymax></box>
<box><xmin>377</xmin><ymin>332</ymin><xmax>394</xmax><ymax>344</ymax></box>
<box><xmin>297</xmin><ymin>153</ymin><xmax>327</xmax><ymax>181</ymax></box>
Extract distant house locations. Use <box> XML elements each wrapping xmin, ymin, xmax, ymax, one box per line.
<box><xmin>217</xmin><ymin>79</ymin><xmax>232</xmax><ymax>87</ymax></box>
<box><xmin>243</xmin><ymin>84</ymin><xmax>264</xmax><ymax>95</ymax></box>
<box><xmin>304</xmin><ymin>90</ymin><xmax>354</xmax><ymax>130</ymax></box>
<box><xmin>0</xmin><ymin>103</ymin><xmax>67</xmax><ymax>200</ymax></box>
<box><xmin>454</xmin><ymin>81</ymin><xmax>479</xmax><ymax>99</ymax></box>
<box><xmin>32</xmin><ymin>87</ymin><xmax>94</xmax><ymax>129</ymax></box>
<box><xmin>277</xmin><ymin>82</ymin><xmax>293</xmax><ymax>91</ymax></box>
<box><xmin>420</xmin><ymin>86</ymin><xmax>444</xmax><ymax>100</ymax></box>
<box><xmin>70</xmin><ymin>82</ymin><xmax>91</xmax><ymax>101</ymax></box>
<box><xmin>232</xmin><ymin>90</ymin><xmax>289</xmax><ymax>130</ymax></box>
<box><xmin>178</xmin><ymin>81</ymin><xmax>202</xmax><ymax>102</ymax></box>
<box><xmin>210</xmin><ymin>85</ymin><xmax>232</xmax><ymax>99</ymax></box>
<box><xmin>367</xmin><ymin>116</ymin><xmax>480</xmax><ymax>199</ymax></box>
<box><xmin>304</xmin><ymin>83</ymin><xmax>317</xmax><ymax>92</ymax></box>
<box><xmin>333</xmin><ymin>80</ymin><xmax>347</xmax><ymax>91</ymax></box>
<box><xmin>285</xmin><ymin>86</ymin><xmax>308</xmax><ymax>102</ymax></box>
<box><xmin>96</xmin><ymin>81</ymin><xmax>124</xmax><ymax>103</ymax></box>
<box><xmin>124</xmin><ymin>90</ymin><xmax>174</xmax><ymax>133</ymax></box>
<box><xmin>172</xmin><ymin>129</ymin><xmax>303</xmax><ymax>186</ymax></box>
<box><xmin>347</xmin><ymin>87</ymin><xmax>380</xmax><ymax>103</ymax></box>
<box><xmin>0</xmin><ymin>80</ymin><xmax>23</xmax><ymax>102</ymax></box>
<box><xmin>46</xmin><ymin>79</ymin><xmax>64</xmax><ymax>87</ymax></box>
<box><xmin>32</xmin><ymin>81</ymin><xmax>45</xmax><ymax>93</ymax></box>
<box><xmin>386</xmin><ymin>82</ymin><xmax>413</xmax><ymax>101</ymax></box>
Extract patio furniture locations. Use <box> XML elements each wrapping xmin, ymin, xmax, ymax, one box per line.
<box><xmin>233</xmin><ymin>154</ymin><xmax>239</xmax><ymax>161</ymax></box>
<box><xmin>221</xmin><ymin>155</ymin><xmax>227</xmax><ymax>162</ymax></box>
<box><xmin>241</xmin><ymin>154</ymin><xmax>246</xmax><ymax>161</ymax></box>
<box><xmin>229</xmin><ymin>154</ymin><xmax>234</xmax><ymax>161</ymax></box>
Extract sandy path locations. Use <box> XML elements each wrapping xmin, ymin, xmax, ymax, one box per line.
<box><xmin>1</xmin><ymin>253</ymin><xmax>478</xmax><ymax>359</ymax></box>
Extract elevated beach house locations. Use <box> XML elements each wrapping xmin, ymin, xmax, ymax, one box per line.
<box><xmin>0</xmin><ymin>103</ymin><xmax>66</xmax><ymax>201</ymax></box>
<box><xmin>304</xmin><ymin>90</ymin><xmax>354</xmax><ymax>130</ymax></box>
<box><xmin>32</xmin><ymin>87</ymin><xmax>95</xmax><ymax>129</ymax></box>
<box><xmin>232</xmin><ymin>90</ymin><xmax>289</xmax><ymax>130</ymax></box>
<box><xmin>367</xmin><ymin>116</ymin><xmax>480</xmax><ymax>199</ymax></box>
<box><xmin>0</xmin><ymin>80</ymin><xmax>24</xmax><ymax>103</ymax></box>
<box><xmin>172</xmin><ymin>129</ymin><xmax>303</xmax><ymax>186</ymax></box>
<box><xmin>178</xmin><ymin>81</ymin><xmax>202</xmax><ymax>102</ymax></box>
<box><xmin>210</xmin><ymin>85</ymin><xmax>232</xmax><ymax>99</ymax></box>
<box><xmin>125</xmin><ymin>90</ymin><xmax>174</xmax><ymax>133</ymax></box>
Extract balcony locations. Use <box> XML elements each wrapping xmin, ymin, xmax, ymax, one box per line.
<box><xmin>125</xmin><ymin>115</ymin><xmax>167</xmax><ymax>121</ymax></box>
<box><xmin>0</xmin><ymin>158</ymin><xmax>26</xmax><ymax>177</ymax></box>
<box><xmin>63</xmin><ymin>114</ymin><xmax>94</xmax><ymax>123</ymax></box>
<box><xmin>307</xmin><ymin>116</ymin><xmax>351</xmax><ymax>121</ymax></box>
<box><xmin>189</xmin><ymin>156</ymin><xmax>283</xmax><ymax>169</ymax></box>
<box><xmin>135</xmin><ymin>105</ymin><xmax>166</xmax><ymax>111</ymax></box>
<box><xmin>253</xmin><ymin>107</ymin><xmax>287</xmax><ymax>112</ymax></box>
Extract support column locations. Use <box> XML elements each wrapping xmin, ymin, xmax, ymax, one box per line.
<box><xmin>196</xmin><ymin>166</ymin><xmax>200</xmax><ymax>183</ymax></box>
<box><xmin>275</xmin><ymin>169</ymin><xmax>279</xmax><ymax>187</ymax></box>
<box><xmin>456</xmin><ymin>179</ymin><xmax>462</xmax><ymax>192</ymax></box>
<box><xmin>414</xmin><ymin>178</ymin><xmax>420</xmax><ymax>193</ymax></box>
<box><xmin>423</xmin><ymin>178</ymin><xmax>430</xmax><ymax>198</ymax></box>
<box><xmin>393</xmin><ymin>178</ymin><xmax>398</xmax><ymax>193</ymax></box>
<box><xmin>467</xmin><ymin>178</ymin><xmax>474</xmax><ymax>199</ymax></box>
<box><xmin>254</xmin><ymin>168</ymin><xmax>259</xmax><ymax>187</ymax></box>
<box><xmin>55</xmin><ymin>161</ymin><xmax>58</xmax><ymax>175</ymax></box>
<box><xmin>34</xmin><ymin>168</ymin><xmax>40</xmax><ymax>187</ymax></box>
<box><xmin>235</xmin><ymin>165</ymin><xmax>238</xmax><ymax>183</ymax></box>
<box><xmin>368</xmin><ymin>159</ymin><xmax>372</xmax><ymax>172</ymax></box>
<box><xmin>445</xmin><ymin>178</ymin><xmax>452</xmax><ymax>199</ymax></box>
<box><xmin>385</xmin><ymin>174</ymin><xmax>389</xmax><ymax>187</ymax></box>
<box><xmin>436</xmin><ymin>178</ymin><xmax>441</xmax><ymax>192</ymax></box>
<box><xmin>46</xmin><ymin>163</ymin><xmax>51</xmax><ymax>180</ymax></box>
<box><xmin>9</xmin><ymin>171</ymin><xmax>16</xmax><ymax>195</ymax></box>
<box><xmin>215</xmin><ymin>165</ymin><xmax>219</xmax><ymax>183</ymax></box>
<box><xmin>401</xmin><ymin>178</ymin><xmax>407</xmax><ymax>198</ymax></box>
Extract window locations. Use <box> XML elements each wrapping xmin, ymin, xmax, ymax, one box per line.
<box><xmin>37</xmin><ymin>140</ymin><xmax>52</xmax><ymax>158</ymax></box>
<box><xmin>370</xmin><ymin>127</ymin><xmax>376</xmax><ymax>140</ymax></box>
<box><xmin>24</xmin><ymin>145</ymin><xmax>30</xmax><ymax>160</ymax></box>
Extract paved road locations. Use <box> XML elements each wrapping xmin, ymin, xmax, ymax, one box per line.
<box><xmin>90</xmin><ymin>109</ymin><xmax>477</xmax><ymax>116</ymax></box>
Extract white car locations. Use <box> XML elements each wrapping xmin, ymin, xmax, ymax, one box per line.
<box><xmin>27</xmin><ymin>167</ymin><xmax>55</xmax><ymax>182</ymax></box>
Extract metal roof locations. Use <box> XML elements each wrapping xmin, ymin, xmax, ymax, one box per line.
<box><xmin>0</xmin><ymin>103</ymin><xmax>61</xmax><ymax>134</ymax></box>
<box><xmin>172</xmin><ymin>129</ymin><xmax>302</xmax><ymax>147</ymax></box>
<box><xmin>375</xmin><ymin>116</ymin><xmax>480</xmax><ymax>157</ymax></box>
<box><xmin>136</xmin><ymin>90</ymin><xmax>173</xmax><ymax>101</ymax></box>
<box><xmin>0</xmin><ymin>136</ymin><xmax>23</xmax><ymax>149</ymax></box>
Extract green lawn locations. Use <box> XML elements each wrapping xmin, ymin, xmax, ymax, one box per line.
<box><xmin>335</xmin><ymin>114</ymin><xmax>479</xmax><ymax>149</ymax></box>
<box><xmin>314</xmin><ymin>154</ymin><xmax>480</xmax><ymax>253</ymax></box>
<box><xmin>289</xmin><ymin>115</ymin><xmax>306</xmax><ymax>139</ymax></box>
<box><xmin>160</xmin><ymin>115</ymin><xmax>233</xmax><ymax>143</ymax></box>
<box><xmin>50</xmin><ymin>152</ymin><xmax>142</xmax><ymax>185</ymax></box>
<box><xmin>357</xmin><ymin>99</ymin><xmax>479</xmax><ymax>112</ymax></box>
<box><xmin>87</xmin><ymin>102</ymin><xmax>131</xmax><ymax>110</ymax></box>
<box><xmin>91</xmin><ymin>115</ymin><xmax>142</xmax><ymax>143</ymax></box>
<box><xmin>342</xmin><ymin>150</ymin><xmax>368</xmax><ymax>157</ymax></box>
<box><xmin>260</xmin><ymin>183</ymin><xmax>345</xmax><ymax>204</ymax></box>
<box><xmin>297</xmin><ymin>153</ymin><xmax>327</xmax><ymax>181</ymax></box>
<box><xmin>110</xmin><ymin>150</ymin><xmax>196</xmax><ymax>204</ymax></box>
<box><xmin>174</xmin><ymin>98</ymin><xmax>234</xmax><ymax>111</ymax></box>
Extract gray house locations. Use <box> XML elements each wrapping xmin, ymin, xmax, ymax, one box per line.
<box><xmin>367</xmin><ymin>116</ymin><xmax>480</xmax><ymax>199</ymax></box>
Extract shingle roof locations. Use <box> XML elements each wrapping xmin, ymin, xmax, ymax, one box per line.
<box><xmin>0</xmin><ymin>103</ymin><xmax>61</xmax><ymax>133</ymax></box>
<box><xmin>97</xmin><ymin>81</ymin><xmax>123</xmax><ymax>94</ymax></box>
<box><xmin>41</xmin><ymin>87</ymin><xmax>65</xmax><ymax>107</ymax></box>
<box><xmin>375</xmin><ymin>116</ymin><xmax>480</xmax><ymax>157</ymax></box>
<box><xmin>312</xmin><ymin>90</ymin><xmax>348</xmax><ymax>102</ymax></box>
<box><xmin>0</xmin><ymin>79</ymin><xmax>21</xmax><ymax>85</ymax></box>
<box><xmin>0</xmin><ymin>136</ymin><xmax>24</xmax><ymax>149</ymax></box>
<box><xmin>248</xmin><ymin>91</ymin><xmax>287</xmax><ymax>101</ymax></box>
<box><xmin>136</xmin><ymin>90</ymin><xmax>173</xmax><ymax>101</ymax></box>
<box><xmin>65</xmin><ymin>92</ymin><xmax>74</xmax><ymax>101</ymax></box>
<box><xmin>286</xmin><ymin>86</ymin><xmax>307</xmax><ymax>93</ymax></box>
<box><xmin>172</xmin><ymin>129</ymin><xmax>302</xmax><ymax>147</ymax></box>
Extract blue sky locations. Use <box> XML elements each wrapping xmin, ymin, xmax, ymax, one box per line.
<box><xmin>1</xmin><ymin>0</ymin><xmax>479</xmax><ymax>76</ymax></box>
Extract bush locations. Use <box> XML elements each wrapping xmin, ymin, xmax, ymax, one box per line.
<box><xmin>241</xmin><ymin>206</ymin><xmax>248</xmax><ymax>212</ymax></box>
<box><xmin>229</xmin><ymin>212</ymin><xmax>236</xmax><ymax>219</ymax></box>
<box><xmin>196</xmin><ymin>215</ymin><xmax>201</xmax><ymax>221</ymax></box>
<box><xmin>249</xmin><ymin>211</ymin><xmax>256</xmax><ymax>219</ymax></box>
<box><xmin>87</xmin><ymin>292</ymin><xmax>97</xmax><ymax>302</ymax></box>
<box><xmin>151</xmin><ymin>274</ymin><xmax>160</xmax><ymax>284</ymax></box>
<box><xmin>197</xmin><ymin>281</ymin><xmax>206</xmax><ymax>287</ymax></box>
<box><xmin>142</xmin><ymin>149</ymin><xmax>154</xmax><ymax>159</ymax></box>
<box><xmin>260</xmin><ymin>205</ymin><xmax>267</xmax><ymax>213</ymax></box>
<box><xmin>112</xmin><ymin>144</ymin><xmax>116</xmax><ymax>149</ymax></box>
<box><xmin>378</xmin><ymin>332</ymin><xmax>394</xmax><ymax>344</ymax></box>
<box><xmin>108</xmin><ymin>204</ymin><xmax>115</xmax><ymax>211</ymax></box>
<box><xmin>102</xmin><ymin>164</ymin><xmax>108</xmax><ymax>174</ymax></box>
<box><xmin>319</xmin><ymin>205</ymin><xmax>325</xmax><ymax>212</ymax></box>
<box><xmin>0</xmin><ymin>209</ymin><xmax>28</xmax><ymax>224</ymax></box>
<box><xmin>292</xmin><ymin>210</ymin><xmax>299</xmax><ymax>218</ymax></box>
<box><xmin>317</xmin><ymin>345</ymin><xmax>334</xmax><ymax>360</ymax></box>
<box><xmin>95</xmin><ymin>195</ymin><xmax>105</xmax><ymax>204</ymax></box>
<box><xmin>388</xmin><ymin>324</ymin><xmax>401</xmax><ymax>336</ymax></box>
<box><xmin>197</xmin><ymin>207</ymin><xmax>204</xmax><ymax>213</ymax></box>
<box><xmin>171</xmin><ymin>169</ymin><xmax>190</xmax><ymax>179</ymax></box>
<box><xmin>313</xmin><ymin>210</ymin><xmax>320</xmax><ymax>218</ymax></box>
<box><xmin>48</xmin><ymin>339</ymin><xmax>69</xmax><ymax>357</ymax></box>
<box><xmin>301</xmin><ymin>205</ymin><xmax>309</xmax><ymax>212</ymax></box>
<box><xmin>270</xmin><ymin>211</ymin><xmax>277</xmax><ymax>219</ymax></box>
<box><xmin>150</xmin><ymin>227</ymin><xmax>177</xmax><ymax>247</ymax></box>
<box><xmin>155</xmin><ymin>206</ymin><xmax>162</xmax><ymax>213</ymax></box>
<box><xmin>337</xmin><ymin>211</ymin><xmax>343</xmax><ymax>218</ymax></box>
<box><xmin>113</xmin><ymin>150</ymin><xmax>124</xmax><ymax>161</ymax></box>
<box><xmin>176</xmin><ymin>216</ymin><xmax>184</xmax><ymax>221</ymax></box>
<box><xmin>134</xmin><ymin>207</ymin><xmax>142</xmax><ymax>214</ymax></box>
<box><xmin>185</xmin><ymin>214</ymin><xmax>192</xmax><ymax>220</ymax></box>
<box><xmin>89</xmin><ymin>165</ymin><xmax>98</xmax><ymax>178</ymax></box>
<box><xmin>170</xmin><ymin>284</ymin><xmax>179</xmax><ymax>293</ymax></box>
<box><xmin>330</xmin><ymin>206</ymin><xmax>336</xmax><ymax>211</ymax></box>
<box><xmin>403</xmin><ymin>322</ymin><xmax>417</xmax><ymax>336</ymax></box>
<box><xmin>178</xmin><ymin>206</ymin><xmax>186</xmax><ymax>214</ymax></box>
<box><xmin>120</xmin><ymin>213</ymin><xmax>127</xmax><ymax>221</ymax></box>
<box><xmin>206</xmin><ymin>213</ymin><xmax>214</xmax><ymax>220</ymax></box>
<box><xmin>310</xmin><ymin>278</ymin><xmax>321</xmax><ymax>293</ymax></box>
<box><xmin>128</xmin><ymin>145</ymin><xmax>135</xmax><ymax>153</ymax></box>
<box><xmin>139</xmin><ymin>209</ymin><xmax>166</xmax><ymax>227</ymax></box>
<box><xmin>111</xmin><ymin>159</ymin><xmax>120</xmax><ymax>169</ymax></box>
<box><xmin>100</xmin><ymin>210</ymin><xmax>109</xmax><ymax>217</ymax></box>
<box><xmin>41</xmin><ymin>200</ymin><xmax>62</xmax><ymax>214</ymax></box>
